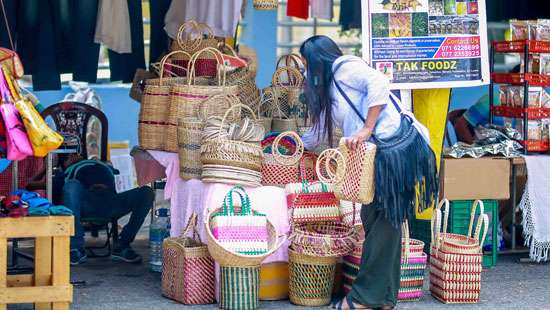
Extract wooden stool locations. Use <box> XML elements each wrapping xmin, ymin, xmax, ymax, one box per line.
<box><xmin>0</xmin><ymin>216</ymin><xmax>74</xmax><ymax>310</ymax></box>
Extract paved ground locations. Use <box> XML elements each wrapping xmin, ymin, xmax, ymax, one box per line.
<box><xmin>8</xmin><ymin>232</ymin><xmax>550</xmax><ymax>309</ymax></box>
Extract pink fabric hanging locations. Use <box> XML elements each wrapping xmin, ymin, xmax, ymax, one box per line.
<box><xmin>287</xmin><ymin>0</ymin><xmax>310</xmax><ymax>20</ymax></box>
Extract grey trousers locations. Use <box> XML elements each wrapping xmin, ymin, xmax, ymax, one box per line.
<box><xmin>349</xmin><ymin>204</ymin><xmax>402</xmax><ymax>308</ymax></box>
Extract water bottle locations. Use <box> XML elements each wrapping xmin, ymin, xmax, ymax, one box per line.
<box><xmin>150</xmin><ymin>208</ymin><xmax>170</xmax><ymax>272</ymax></box>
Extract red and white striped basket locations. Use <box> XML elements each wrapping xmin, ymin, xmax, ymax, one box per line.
<box><xmin>429</xmin><ymin>200</ymin><xmax>489</xmax><ymax>304</ymax></box>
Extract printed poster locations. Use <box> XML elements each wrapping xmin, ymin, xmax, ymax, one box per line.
<box><xmin>361</xmin><ymin>0</ymin><xmax>490</xmax><ymax>89</ymax></box>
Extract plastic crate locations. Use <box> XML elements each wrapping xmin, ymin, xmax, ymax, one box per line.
<box><xmin>408</xmin><ymin>216</ymin><xmax>432</xmax><ymax>253</ymax></box>
<box><xmin>448</xmin><ymin>200</ymin><xmax>498</xmax><ymax>268</ymax></box>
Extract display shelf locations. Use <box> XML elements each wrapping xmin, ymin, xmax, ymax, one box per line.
<box><xmin>491</xmin><ymin>106</ymin><xmax>550</xmax><ymax>120</ymax></box>
<box><xmin>520</xmin><ymin>140</ymin><xmax>550</xmax><ymax>152</ymax></box>
<box><xmin>491</xmin><ymin>73</ymin><xmax>550</xmax><ymax>86</ymax></box>
<box><xmin>493</xmin><ymin>40</ymin><xmax>550</xmax><ymax>54</ymax></box>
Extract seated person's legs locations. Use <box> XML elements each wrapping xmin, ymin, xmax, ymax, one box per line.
<box><xmin>109</xmin><ymin>186</ymin><xmax>155</xmax><ymax>263</ymax></box>
<box><xmin>63</xmin><ymin>180</ymin><xmax>87</xmax><ymax>264</ymax></box>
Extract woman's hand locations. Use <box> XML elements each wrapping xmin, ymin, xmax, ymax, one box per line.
<box><xmin>346</xmin><ymin>127</ymin><xmax>372</xmax><ymax>151</ymax></box>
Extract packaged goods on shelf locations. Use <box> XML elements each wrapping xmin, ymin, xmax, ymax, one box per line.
<box><xmin>515</xmin><ymin>119</ymin><xmax>543</xmax><ymax>140</ymax></box>
<box><xmin>499</xmin><ymin>86</ymin><xmax>508</xmax><ymax>106</ymax></box>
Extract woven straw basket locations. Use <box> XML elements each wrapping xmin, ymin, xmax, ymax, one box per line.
<box><xmin>161</xmin><ymin>213</ymin><xmax>215</xmax><ymax>305</ymax></box>
<box><xmin>288</xmin><ymin>249</ymin><xmax>337</xmax><ymax>307</ymax></box>
<box><xmin>317</xmin><ymin>138</ymin><xmax>377</xmax><ymax>205</ymax></box>
<box><xmin>289</xmin><ymin>221</ymin><xmax>358</xmax><ymax>257</ymax></box>
<box><xmin>399</xmin><ymin>221</ymin><xmax>427</xmax><ymax>302</ymax></box>
<box><xmin>256</xmin><ymin>95</ymin><xmax>273</xmax><ymax>134</ymax></box>
<box><xmin>139</xmin><ymin>50</ymin><xmax>191</xmax><ymax>152</ymax></box>
<box><xmin>170</xmin><ymin>48</ymin><xmax>239</xmax><ymax>122</ymax></box>
<box><xmin>204</xmin><ymin>207</ymin><xmax>285</xmax><ymax>267</ymax></box>
<box><xmin>219</xmin><ymin>265</ymin><xmax>261</xmax><ymax>310</ymax></box>
<box><xmin>177</xmin><ymin>118</ymin><xmax>203</xmax><ymax>180</ymax></box>
<box><xmin>170</xmin><ymin>21</ymin><xmax>219</xmax><ymax>57</ymax></box>
<box><xmin>253</xmin><ymin>0</ymin><xmax>278</xmax><ymax>10</ymax></box>
<box><xmin>429</xmin><ymin>199</ymin><xmax>488</xmax><ymax>304</ymax></box>
<box><xmin>200</xmin><ymin>104</ymin><xmax>264</xmax><ymax>172</ymax></box>
<box><xmin>261</xmin><ymin>131</ymin><xmax>308</xmax><ymax>187</ymax></box>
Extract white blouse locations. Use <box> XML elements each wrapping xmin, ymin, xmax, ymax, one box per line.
<box><xmin>301</xmin><ymin>55</ymin><xmax>430</xmax><ymax>149</ymax></box>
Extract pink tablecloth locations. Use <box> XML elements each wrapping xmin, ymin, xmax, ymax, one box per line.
<box><xmin>147</xmin><ymin>150</ymin><xmax>290</xmax><ymax>264</ymax></box>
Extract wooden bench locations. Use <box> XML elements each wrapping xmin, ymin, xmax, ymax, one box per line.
<box><xmin>0</xmin><ymin>216</ymin><xmax>74</xmax><ymax>310</ymax></box>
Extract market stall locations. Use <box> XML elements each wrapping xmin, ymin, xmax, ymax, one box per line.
<box><xmin>2</xmin><ymin>0</ymin><xmax>550</xmax><ymax>309</ymax></box>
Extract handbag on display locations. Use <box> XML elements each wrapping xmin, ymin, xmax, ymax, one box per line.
<box><xmin>210</xmin><ymin>186</ymin><xmax>269</xmax><ymax>255</ymax></box>
<box><xmin>286</xmin><ymin>180</ymin><xmax>341</xmax><ymax>224</ymax></box>
<box><xmin>317</xmin><ymin>138</ymin><xmax>377</xmax><ymax>205</ymax></box>
<box><xmin>161</xmin><ymin>212</ymin><xmax>215</xmax><ymax>305</ymax></box>
<box><xmin>261</xmin><ymin>131</ymin><xmax>317</xmax><ymax>187</ymax></box>
<box><xmin>0</xmin><ymin>68</ymin><xmax>33</xmax><ymax>160</ymax></box>
<box><xmin>2</xmin><ymin>69</ymin><xmax>63</xmax><ymax>157</ymax></box>
<box><xmin>0</xmin><ymin>48</ymin><xmax>24</xmax><ymax>79</ymax></box>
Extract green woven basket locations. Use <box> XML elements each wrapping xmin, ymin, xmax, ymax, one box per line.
<box><xmin>219</xmin><ymin>266</ymin><xmax>261</xmax><ymax>310</ymax></box>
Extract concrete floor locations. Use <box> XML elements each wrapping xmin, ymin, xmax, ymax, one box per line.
<box><xmin>8</xmin><ymin>235</ymin><xmax>550</xmax><ymax>310</ymax></box>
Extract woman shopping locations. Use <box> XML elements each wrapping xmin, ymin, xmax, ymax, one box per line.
<box><xmin>299</xmin><ymin>36</ymin><xmax>438</xmax><ymax>310</ymax></box>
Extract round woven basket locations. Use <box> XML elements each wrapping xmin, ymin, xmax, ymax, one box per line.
<box><xmin>200</xmin><ymin>104</ymin><xmax>264</xmax><ymax>172</ymax></box>
<box><xmin>171</xmin><ymin>21</ymin><xmax>219</xmax><ymax>55</ymax></box>
<box><xmin>288</xmin><ymin>249</ymin><xmax>337</xmax><ymax>307</ymax></box>
<box><xmin>289</xmin><ymin>221</ymin><xmax>358</xmax><ymax>257</ymax></box>
<box><xmin>205</xmin><ymin>207</ymin><xmax>285</xmax><ymax>267</ymax></box>
<box><xmin>253</xmin><ymin>0</ymin><xmax>278</xmax><ymax>10</ymax></box>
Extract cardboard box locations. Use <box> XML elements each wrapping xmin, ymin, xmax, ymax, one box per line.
<box><xmin>440</xmin><ymin>157</ymin><xmax>510</xmax><ymax>200</ymax></box>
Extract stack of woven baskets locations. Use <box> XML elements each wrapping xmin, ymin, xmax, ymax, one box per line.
<box><xmin>205</xmin><ymin>186</ymin><xmax>285</xmax><ymax>310</ymax></box>
<box><xmin>200</xmin><ymin>104</ymin><xmax>265</xmax><ymax>187</ymax></box>
<box><xmin>399</xmin><ymin>221</ymin><xmax>428</xmax><ymax>302</ymax></box>
<box><xmin>279</xmin><ymin>132</ymin><xmax>359</xmax><ymax>307</ymax></box>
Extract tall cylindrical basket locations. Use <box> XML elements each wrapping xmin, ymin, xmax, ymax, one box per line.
<box><xmin>219</xmin><ymin>265</ymin><xmax>261</xmax><ymax>310</ymax></box>
<box><xmin>288</xmin><ymin>249</ymin><xmax>337</xmax><ymax>307</ymax></box>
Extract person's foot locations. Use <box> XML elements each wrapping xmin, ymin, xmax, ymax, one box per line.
<box><xmin>70</xmin><ymin>248</ymin><xmax>87</xmax><ymax>266</ymax></box>
<box><xmin>329</xmin><ymin>295</ymin><xmax>370</xmax><ymax>310</ymax></box>
<box><xmin>111</xmin><ymin>246</ymin><xmax>142</xmax><ymax>264</ymax></box>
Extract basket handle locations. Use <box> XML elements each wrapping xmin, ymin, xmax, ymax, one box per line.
<box><xmin>257</xmin><ymin>93</ymin><xmax>274</xmax><ymax>118</ymax></box>
<box><xmin>467</xmin><ymin>199</ymin><xmax>485</xmax><ymax>239</ymax></box>
<box><xmin>272</xmin><ymin>131</ymin><xmax>304</xmax><ymax>166</ymax></box>
<box><xmin>316</xmin><ymin>148</ymin><xmax>346</xmax><ymax>184</ymax></box>
<box><xmin>222</xmin><ymin>186</ymin><xmax>252</xmax><ymax>216</ymax></box>
<box><xmin>217</xmin><ymin>103</ymin><xmax>257</xmax><ymax>140</ymax></box>
<box><xmin>181</xmin><ymin>212</ymin><xmax>201</xmax><ymax>242</ymax></box>
<box><xmin>402</xmin><ymin>220</ymin><xmax>411</xmax><ymax>261</ymax></box>
<box><xmin>299</xmin><ymin>152</ymin><xmax>318</xmax><ymax>182</ymax></box>
<box><xmin>150</xmin><ymin>61</ymin><xmax>189</xmax><ymax>78</ymax></box>
<box><xmin>431</xmin><ymin>199</ymin><xmax>448</xmax><ymax>252</ymax></box>
<box><xmin>271</xmin><ymin>66</ymin><xmax>304</xmax><ymax>88</ymax></box>
<box><xmin>188</xmin><ymin>47</ymin><xmax>226</xmax><ymax>86</ymax></box>
<box><xmin>476</xmin><ymin>214</ymin><xmax>490</xmax><ymax>250</ymax></box>
<box><xmin>159</xmin><ymin>50</ymin><xmax>192</xmax><ymax>86</ymax></box>
<box><xmin>276</xmin><ymin>53</ymin><xmax>304</xmax><ymax>70</ymax></box>
<box><xmin>175</xmin><ymin>20</ymin><xmax>213</xmax><ymax>52</ymax></box>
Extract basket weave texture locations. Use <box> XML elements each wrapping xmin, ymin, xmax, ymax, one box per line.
<box><xmin>161</xmin><ymin>213</ymin><xmax>215</xmax><ymax>305</ymax></box>
<box><xmin>429</xmin><ymin>200</ymin><xmax>489</xmax><ymax>304</ymax></box>
<box><xmin>219</xmin><ymin>265</ymin><xmax>261</xmax><ymax>310</ymax></box>
<box><xmin>253</xmin><ymin>0</ymin><xmax>278</xmax><ymax>10</ymax></box>
<box><xmin>288</xmin><ymin>249</ymin><xmax>337</xmax><ymax>307</ymax></box>
<box><xmin>317</xmin><ymin>139</ymin><xmax>376</xmax><ymax>205</ymax></box>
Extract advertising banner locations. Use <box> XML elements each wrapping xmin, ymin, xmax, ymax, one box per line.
<box><xmin>361</xmin><ymin>0</ymin><xmax>490</xmax><ymax>89</ymax></box>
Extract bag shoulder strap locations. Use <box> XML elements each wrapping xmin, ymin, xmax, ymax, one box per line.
<box><xmin>332</xmin><ymin>59</ymin><xmax>403</xmax><ymax>124</ymax></box>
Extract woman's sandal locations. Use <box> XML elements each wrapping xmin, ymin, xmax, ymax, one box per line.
<box><xmin>330</xmin><ymin>295</ymin><xmax>370</xmax><ymax>310</ymax></box>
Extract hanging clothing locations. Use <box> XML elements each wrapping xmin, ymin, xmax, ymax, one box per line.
<box><xmin>0</xmin><ymin>0</ymin><xmax>17</xmax><ymax>50</ymax></box>
<box><xmin>149</xmin><ymin>0</ymin><xmax>172</xmax><ymax>64</ymax></box>
<box><xmin>310</xmin><ymin>0</ymin><xmax>333</xmax><ymax>20</ymax></box>
<box><xmin>108</xmin><ymin>0</ymin><xmax>145</xmax><ymax>83</ymax></box>
<box><xmin>164</xmin><ymin>0</ymin><xmax>243</xmax><ymax>39</ymax></box>
<box><xmin>11</xmin><ymin>0</ymin><xmax>100</xmax><ymax>90</ymax></box>
<box><xmin>287</xmin><ymin>0</ymin><xmax>309</xmax><ymax>20</ymax></box>
<box><xmin>339</xmin><ymin>0</ymin><xmax>361</xmax><ymax>30</ymax></box>
<box><xmin>95</xmin><ymin>0</ymin><xmax>132</xmax><ymax>54</ymax></box>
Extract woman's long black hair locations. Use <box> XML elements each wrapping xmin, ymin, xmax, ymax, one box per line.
<box><xmin>299</xmin><ymin>35</ymin><xmax>343</xmax><ymax>147</ymax></box>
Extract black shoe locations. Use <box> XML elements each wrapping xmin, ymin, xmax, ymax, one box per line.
<box><xmin>70</xmin><ymin>248</ymin><xmax>87</xmax><ymax>266</ymax></box>
<box><xmin>112</xmin><ymin>246</ymin><xmax>142</xmax><ymax>264</ymax></box>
